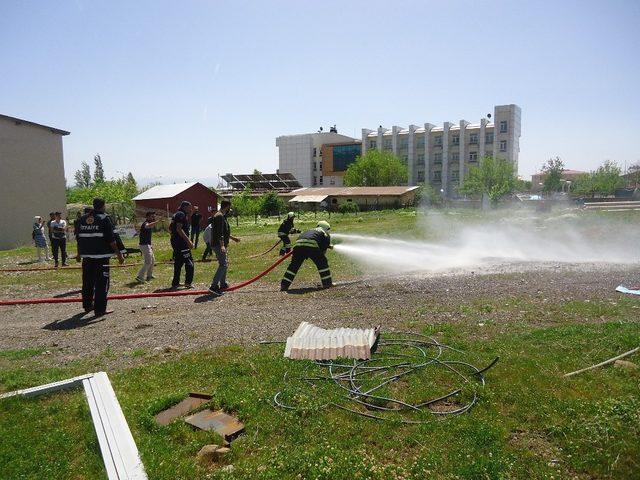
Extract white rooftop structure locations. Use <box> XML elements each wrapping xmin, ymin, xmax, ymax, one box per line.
<box><xmin>132</xmin><ymin>182</ymin><xmax>198</xmax><ymax>201</ymax></box>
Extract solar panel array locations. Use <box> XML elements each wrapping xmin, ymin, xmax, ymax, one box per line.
<box><xmin>221</xmin><ymin>173</ymin><xmax>301</xmax><ymax>192</ymax></box>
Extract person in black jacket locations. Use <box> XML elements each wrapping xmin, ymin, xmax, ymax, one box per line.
<box><xmin>277</xmin><ymin>211</ymin><xmax>300</xmax><ymax>256</ymax></box>
<box><xmin>170</xmin><ymin>201</ymin><xmax>194</xmax><ymax>289</ymax></box>
<box><xmin>280</xmin><ymin>221</ymin><xmax>333</xmax><ymax>291</ymax></box>
<box><xmin>190</xmin><ymin>206</ymin><xmax>203</xmax><ymax>248</ymax></box>
<box><xmin>76</xmin><ymin>198</ymin><xmax>125</xmax><ymax>316</ymax></box>
<box><xmin>207</xmin><ymin>200</ymin><xmax>240</xmax><ymax>296</ymax></box>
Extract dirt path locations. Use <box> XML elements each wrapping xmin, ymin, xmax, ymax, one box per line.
<box><xmin>0</xmin><ymin>262</ymin><xmax>637</xmax><ymax>369</ymax></box>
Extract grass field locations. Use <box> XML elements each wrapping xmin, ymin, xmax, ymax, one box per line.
<box><xmin>0</xmin><ymin>209</ymin><xmax>639</xmax><ymax>479</ymax></box>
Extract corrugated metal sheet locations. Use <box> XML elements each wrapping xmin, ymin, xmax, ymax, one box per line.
<box><xmin>284</xmin><ymin>322</ymin><xmax>379</xmax><ymax>360</ymax></box>
<box><xmin>289</xmin><ymin>195</ymin><xmax>329</xmax><ymax>203</ymax></box>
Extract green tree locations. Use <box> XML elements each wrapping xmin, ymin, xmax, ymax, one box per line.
<box><xmin>126</xmin><ymin>172</ymin><xmax>137</xmax><ymax>188</ymax></box>
<box><xmin>514</xmin><ymin>178</ymin><xmax>532</xmax><ymax>192</ymax></box>
<box><xmin>343</xmin><ymin>150</ymin><xmax>408</xmax><ymax>186</ymax></box>
<box><xmin>93</xmin><ymin>154</ymin><xmax>105</xmax><ymax>184</ymax></box>
<box><xmin>459</xmin><ymin>156</ymin><xmax>516</xmax><ymax>205</ymax></box>
<box><xmin>572</xmin><ymin>173</ymin><xmax>597</xmax><ymax>198</ymax></box>
<box><xmin>541</xmin><ymin>157</ymin><xmax>564</xmax><ymax>193</ymax></box>
<box><xmin>74</xmin><ymin>161</ymin><xmax>92</xmax><ymax>188</ymax></box>
<box><xmin>258</xmin><ymin>191</ymin><xmax>285</xmax><ymax>216</ymax></box>
<box><xmin>592</xmin><ymin>160</ymin><xmax>623</xmax><ymax>196</ymax></box>
<box><xmin>231</xmin><ymin>189</ymin><xmax>260</xmax><ymax>217</ymax></box>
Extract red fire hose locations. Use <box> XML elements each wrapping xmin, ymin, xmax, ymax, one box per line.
<box><xmin>0</xmin><ymin>251</ymin><xmax>292</xmax><ymax>306</ymax></box>
<box><xmin>248</xmin><ymin>239</ymin><xmax>281</xmax><ymax>259</ymax></box>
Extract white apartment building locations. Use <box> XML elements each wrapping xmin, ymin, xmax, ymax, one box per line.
<box><xmin>276</xmin><ymin>130</ymin><xmax>357</xmax><ymax>188</ymax></box>
<box><xmin>276</xmin><ymin>104</ymin><xmax>521</xmax><ymax>196</ymax></box>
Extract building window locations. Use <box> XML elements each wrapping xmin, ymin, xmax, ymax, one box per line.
<box><xmin>383</xmin><ymin>138</ymin><xmax>392</xmax><ymax>150</ymax></box>
<box><xmin>333</xmin><ymin>143</ymin><xmax>362</xmax><ymax>172</ymax></box>
<box><xmin>433</xmin><ymin>171</ymin><xmax>442</xmax><ymax>182</ymax></box>
<box><xmin>469</xmin><ymin>151</ymin><xmax>478</xmax><ymax>162</ymax></box>
<box><xmin>485</xmin><ymin>133</ymin><xmax>494</xmax><ymax>144</ymax></box>
<box><xmin>500</xmin><ymin>121</ymin><xmax>507</xmax><ymax>133</ymax></box>
<box><xmin>417</xmin><ymin>170</ymin><xmax>425</xmax><ymax>182</ymax></box>
<box><xmin>451</xmin><ymin>152</ymin><xmax>459</xmax><ymax>162</ymax></box>
<box><xmin>470</xmin><ymin>133</ymin><xmax>478</xmax><ymax>144</ymax></box>
<box><xmin>451</xmin><ymin>170</ymin><xmax>460</xmax><ymax>182</ymax></box>
<box><xmin>313</xmin><ymin>147</ymin><xmax>317</xmax><ymax>157</ymax></box>
<box><xmin>486</xmin><ymin>151</ymin><xmax>493</xmax><ymax>158</ymax></box>
<box><xmin>319</xmin><ymin>176</ymin><xmax>323</xmax><ymax>185</ymax></box>
<box><xmin>313</xmin><ymin>178</ymin><xmax>317</xmax><ymax>186</ymax></box>
<box><xmin>452</xmin><ymin>135</ymin><xmax>459</xmax><ymax>145</ymax></box>
<box><xmin>416</xmin><ymin>137</ymin><xmax>425</xmax><ymax>148</ymax></box>
<box><xmin>369</xmin><ymin>140</ymin><xmax>377</xmax><ymax>149</ymax></box>
<box><xmin>401</xmin><ymin>154</ymin><xmax>408</xmax><ymax>164</ymax></box>
<box><xmin>434</xmin><ymin>152</ymin><xmax>442</xmax><ymax>164</ymax></box>
<box><xmin>499</xmin><ymin>140</ymin><xmax>507</xmax><ymax>152</ymax></box>
<box><xmin>434</xmin><ymin>136</ymin><xmax>442</xmax><ymax>146</ymax></box>
<box><xmin>399</xmin><ymin>138</ymin><xmax>408</xmax><ymax>149</ymax></box>
<box><xmin>417</xmin><ymin>153</ymin><xmax>425</xmax><ymax>164</ymax></box>
<box><xmin>313</xmin><ymin>162</ymin><xmax>317</xmax><ymax>171</ymax></box>
<box><xmin>319</xmin><ymin>161</ymin><xmax>323</xmax><ymax>170</ymax></box>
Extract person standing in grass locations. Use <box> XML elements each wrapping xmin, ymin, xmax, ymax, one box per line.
<box><xmin>190</xmin><ymin>205</ymin><xmax>203</xmax><ymax>249</ymax></box>
<box><xmin>170</xmin><ymin>201</ymin><xmax>194</xmax><ymax>289</ymax></box>
<box><xmin>135</xmin><ymin>211</ymin><xmax>159</xmax><ymax>283</ymax></box>
<box><xmin>207</xmin><ymin>200</ymin><xmax>240</xmax><ymax>296</ymax></box>
<box><xmin>50</xmin><ymin>212</ymin><xmax>68</xmax><ymax>267</ymax></box>
<box><xmin>46</xmin><ymin>212</ymin><xmax>55</xmax><ymax>259</ymax></box>
<box><xmin>32</xmin><ymin>216</ymin><xmax>50</xmax><ymax>262</ymax></box>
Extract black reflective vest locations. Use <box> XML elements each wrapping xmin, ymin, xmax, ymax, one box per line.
<box><xmin>77</xmin><ymin>212</ymin><xmax>116</xmax><ymax>259</ymax></box>
<box><xmin>294</xmin><ymin>228</ymin><xmax>330</xmax><ymax>252</ymax></box>
<box><xmin>278</xmin><ymin>217</ymin><xmax>294</xmax><ymax>235</ymax></box>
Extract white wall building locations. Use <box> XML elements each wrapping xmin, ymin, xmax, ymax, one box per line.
<box><xmin>276</xmin><ymin>131</ymin><xmax>357</xmax><ymax>188</ymax></box>
<box><xmin>277</xmin><ymin>104</ymin><xmax>521</xmax><ymax>196</ymax></box>
<box><xmin>0</xmin><ymin>114</ymin><xmax>69</xmax><ymax>250</ymax></box>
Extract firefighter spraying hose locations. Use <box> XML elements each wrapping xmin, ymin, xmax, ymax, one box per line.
<box><xmin>280</xmin><ymin>220</ymin><xmax>333</xmax><ymax>291</ymax></box>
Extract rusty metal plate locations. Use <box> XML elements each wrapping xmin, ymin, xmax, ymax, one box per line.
<box><xmin>184</xmin><ymin>409</ymin><xmax>245</xmax><ymax>440</ymax></box>
<box><xmin>155</xmin><ymin>393</ymin><xmax>212</xmax><ymax>426</ymax></box>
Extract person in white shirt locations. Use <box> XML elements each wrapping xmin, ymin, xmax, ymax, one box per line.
<box><xmin>50</xmin><ymin>212</ymin><xmax>68</xmax><ymax>267</ymax></box>
<box><xmin>202</xmin><ymin>221</ymin><xmax>213</xmax><ymax>261</ymax></box>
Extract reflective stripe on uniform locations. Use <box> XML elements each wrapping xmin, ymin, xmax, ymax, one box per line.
<box><xmin>318</xmin><ymin>268</ymin><xmax>330</xmax><ymax>274</ymax></box>
<box><xmin>281</xmin><ymin>277</ymin><xmax>293</xmax><ymax>284</ymax></box>
<box><xmin>80</xmin><ymin>253</ymin><xmax>113</xmax><ymax>259</ymax></box>
<box><xmin>321</xmin><ymin>274</ymin><xmax>332</xmax><ymax>281</ymax></box>
<box><xmin>78</xmin><ymin>233</ymin><xmax>104</xmax><ymax>238</ymax></box>
<box><xmin>285</xmin><ymin>270</ymin><xmax>296</xmax><ymax>277</ymax></box>
<box><xmin>295</xmin><ymin>239</ymin><xmax>319</xmax><ymax>248</ymax></box>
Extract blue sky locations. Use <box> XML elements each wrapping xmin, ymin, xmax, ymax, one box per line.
<box><xmin>1</xmin><ymin>0</ymin><xmax>639</xmax><ymax>185</ymax></box>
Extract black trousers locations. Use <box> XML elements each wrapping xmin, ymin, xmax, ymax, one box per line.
<box><xmin>190</xmin><ymin>226</ymin><xmax>201</xmax><ymax>248</ymax></box>
<box><xmin>172</xmin><ymin>247</ymin><xmax>194</xmax><ymax>287</ymax></box>
<box><xmin>281</xmin><ymin>246</ymin><xmax>332</xmax><ymax>291</ymax></box>
<box><xmin>52</xmin><ymin>238</ymin><xmax>67</xmax><ymax>264</ymax></box>
<box><xmin>278</xmin><ymin>234</ymin><xmax>292</xmax><ymax>256</ymax></box>
<box><xmin>82</xmin><ymin>258</ymin><xmax>110</xmax><ymax>313</ymax></box>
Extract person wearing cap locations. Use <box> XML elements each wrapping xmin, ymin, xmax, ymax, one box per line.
<box><xmin>207</xmin><ymin>199</ymin><xmax>240</xmax><ymax>296</ymax></box>
<box><xmin>77</xmin><ymin>198</ymin><xmax>125</xmax><ymax>317</ymax></box>
<box><xmin>170</xmin><ymin>201</ymin><xmax>194</xmax><ymax>289</ymax></box>
<box><xmin>32</xmin><ymin>215</ymin><xmax>50</xmax><ymax>262</ymax></box>
<box><xmin>135</xmin><ymin>211</ymin><xmax>159</xmax><ymax>283</ymax></box>
<box><xmin>280</xmin><ymin>220</ymin><xmax>334</xmax><ymax>292</ymax></box>
<box><xmin>50</xmin><ymin>212</ymin><xmax>68</xmax><ymax>267</ymax></box>
<box><xmin>277</xmin><ymin>211</ymin><xmax>300</xmax><ymax>256</ymax></box>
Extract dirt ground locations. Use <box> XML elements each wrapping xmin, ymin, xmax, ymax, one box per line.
<box><xmin>1</xmin><ymin>261</ymin><xmax>637</xmax><ymax>369</ymax></box>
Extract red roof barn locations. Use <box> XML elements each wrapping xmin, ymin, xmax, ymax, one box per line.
<box><xmin>133</xmin><ymin>182</ymin><xmax>218</xmax><ymax>227</ymax></box>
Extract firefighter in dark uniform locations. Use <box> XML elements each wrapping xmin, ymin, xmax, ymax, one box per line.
<box><xmin>170</xmin><ymin>201</ymin><xmax>194</xmax><ymax>289</ymax></box>
<box><xmin>280</xmin><ymin>221</ymin><xmax>333</xmax><ymax>291</ymax></box>
<box><xmin>76</xmin><ymin>198</ymin><xmax>124</xmax><ymax>316</ymax></box>
<box><xmin>277</xmin><ymin>211</ymin><xmax>300</xmax><ymax>256</ymax></box>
